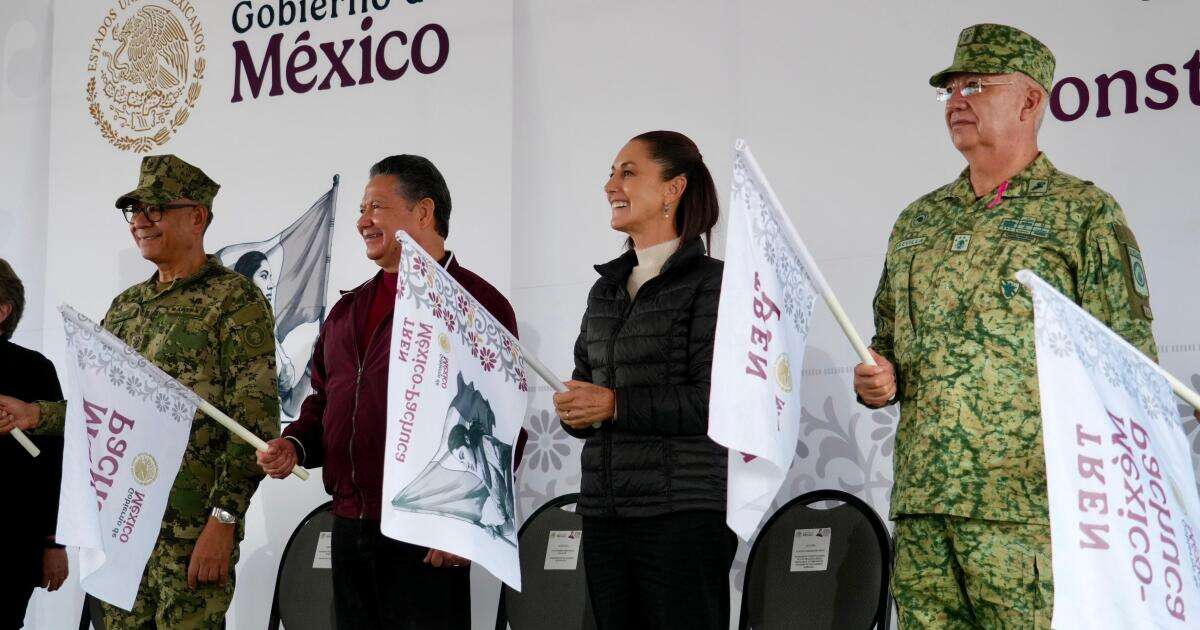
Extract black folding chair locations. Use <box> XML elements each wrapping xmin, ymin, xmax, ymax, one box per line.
<box><xmin>77</xmin><ymin>594</ymin><xmax>106</xmax><ymax>630</ymax></box>
<box><xmin>740</xmin><ymin>489</ymin><xmax>891</xmax><ymax>629</ymax></box>
<box><xmin>495</xmin><ymin>493</ymin><xmax>595</xmax><ymax>630</ymax></box>
<box><xmin>268</xmin><ymin>500</ymin><xmax>337</xmax><ymax>630</ymax></box>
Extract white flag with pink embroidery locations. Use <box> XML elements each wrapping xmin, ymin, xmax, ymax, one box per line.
<box><xmin>381</xmin><ymin>231</ymin><xmax>528</xmax><ymax>590</ymax></box>
<box><xmin>56</xmin><ymin>305</ymin><xmax>195</xmax><ymax>610</ymax></box>
<box><xmin>1018</xmin><ymin>270</ymin><xmax>1200</xmax><ymax>628</ymax></box>
<box><xmin>708</xmin><ymin>141</ymin><xmax>819</xmax><ymax>541</ymax></box>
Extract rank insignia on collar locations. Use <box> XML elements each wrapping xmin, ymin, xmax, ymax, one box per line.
<box><xmin>999</xmin><ymin>217</ymin><xmax>1052</xmax><ymax>242</ymax></box>
<box><xmin>951</xmin><ymin>234</ymin><xmax>971</xmax><ymax>252</ymax></box>
<box><xmin>1027</xmin><ymin>179</ymin><xmax>1049</xmax><ymax>196</ymax></box>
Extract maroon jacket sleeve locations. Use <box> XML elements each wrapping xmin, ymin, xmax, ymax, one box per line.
<box><xmin>467</xmin><ymin>278</ymin><xmax>529</xmax><ymax>470</ymax></box>
<box><xmin>282</xmin><ymin>322</ymin><xmax>329</xmax><ymax>468</ymax></box>
<box><xmin>487</xmin><ymin>291</ymin><xmax>530</xmax><ymax>469</ymax></box>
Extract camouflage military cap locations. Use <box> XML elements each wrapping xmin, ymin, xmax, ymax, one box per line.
<box><xmin>115</xmin><ymin>154</ymin><xmax>220</xmax><ymax>212</ymax></box>
<box><xmin>929</xmin><ymin>23</ymin><xmax>1056</xmax><ymax>94</ymax></box>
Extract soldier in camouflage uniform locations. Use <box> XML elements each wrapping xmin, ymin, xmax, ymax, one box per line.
<box><xmin>853</xmin><ymin>24</ymin><xmax>1158</xmax><ymax>628</ymax></box>
<box><xmin>0</xmin><ymin>155</ymin><xmax>279</xmax><ymax>628</ymax></box>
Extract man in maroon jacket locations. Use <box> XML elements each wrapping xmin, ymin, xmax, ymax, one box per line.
<box><xmin>257</xmin><ymin>155</ymin><xmax>523</xmax><ymax>630</ymax></box>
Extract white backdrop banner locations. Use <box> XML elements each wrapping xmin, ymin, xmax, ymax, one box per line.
<box><xmin>56</xmin><ymin>305</ymin><xmax>195</xmax><ymax>611</ymax></box>
<box><xmin>42</xmin><ymin>1</ymin><xmax>512</xmax><ymax>626</ymax></box>
<box><xmin>17</xmin><ymin>2</ymin><xmax>1200</xmax><ymax>628</ymax></box>
<box><xmin>1020</xmin><ymin>271</ymin><xmax>1200</xmax><ymax>628</ymax></box>
<box><xmin>381</xmin><ymin>231</ymin><xmax>527</xmax><ymax>590</ymax></box>
<box><xmin>709</xmin><ymin>142</ymin><xmax>819</xmax><ymax>541</ymax></box>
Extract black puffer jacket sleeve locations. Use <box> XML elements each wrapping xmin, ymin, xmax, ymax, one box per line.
<box><xmin>561</xmin><ymin>310</ymin><xmax>598</xmax><ymax>439</ymax></box>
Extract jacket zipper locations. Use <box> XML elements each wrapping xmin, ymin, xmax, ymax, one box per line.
<box><xmin>348</xmin><ymin>290</ymin><xmax>391</xmax><ymax>520</ymax></box>
<box><xmin>604</xmin><ymin>276</ymin><xmax>662</xmax><ymax>517</ymax></box>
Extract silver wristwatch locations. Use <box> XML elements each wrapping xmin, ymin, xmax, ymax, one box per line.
<box><xmin>210</xmin><ymin>507</ymin><xmax>237</xmax><ymax>525</ymax></box>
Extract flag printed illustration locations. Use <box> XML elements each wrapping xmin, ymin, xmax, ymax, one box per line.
<box><xmin>216</xmin><ymin>176</ymin><xmax>337</xmax><ymax>419</ymax></box>
<box><xmin>709</xmin><ymin>142</ymin><xmax>820</xmax><ymax>541</ymax></box>
<box><xmin>1018</xmin><ymin>270</ymin><xmax>1200</xmax><ymax>629</ymax></box>
<box><xmin>381</xmin><ymin>231</ymin><xmax>528</xmax><ymax>590</ymax></box>
<box><xmin>55</xmin><ymin>305</ymin><xmax>196</xmax><ymax>610</ymax></box>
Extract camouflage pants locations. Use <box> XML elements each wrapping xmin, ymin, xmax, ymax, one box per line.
<box><xmin>102</xmin><ymin>536</ymin><xmax>236</xmax><ymax>629</ymax></box>
<box><xmin>892</xmin><ymin>515</ymin><xmax>1053</xmax><ymax>629</ymax></box>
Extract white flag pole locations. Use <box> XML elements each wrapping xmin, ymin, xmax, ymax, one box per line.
<box><xmin>195</xmin><ymin>399</ymin><xmax>310</xmax><ymax>481</ymax></box>
<box><xmin>11</xmin><ymin>428</ymin><xmax>40</xmax><ymax>457</ymax></box>
<box><xmin>1161</xmin><ymin>369</ymin><xmax>1200</xmax><ymax>413</ymax></box>
<box><xmin>518</xmin><ymin>349</ymin><xmax>568</xmax><ymax>395</ymax></box>
<box><xmin>1015</xmin><ymin>270</ymin><xmax>1200</xmax><ymax>414</ymax></box>
<box><xmin>516</xmin><ymin>342</ymin><xmax>606</xmax><ymax>429</ymax></box>
<box><xmin>736</xmin><ymin>139</ymin><xmax>876</xmax><ymax>367</ymax></box>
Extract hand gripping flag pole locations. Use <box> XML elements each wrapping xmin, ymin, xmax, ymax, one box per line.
<box><xmin>195</xmin><ymin>399</ymin><xmax>310</xmax><ymax>480</ymax></box>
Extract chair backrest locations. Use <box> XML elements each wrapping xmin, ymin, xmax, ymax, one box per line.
<box><xmin>740</xmin><ymin>489</ymin><xmax>891</xmax><ymax>630</ymax></box>
<box><xmin>495</xmin><ymin>493</ymin><xmax>594</xmax><ymax>630</ymax></box>
<box><xmin>268</xmin><ymin>500</ymin><xmax>337</xmax><ymax>630</ymax></box>
<box><xmin>78</xmin><ymin>594</ymin><xmax>106</xmax><ymax>630</ymax></box>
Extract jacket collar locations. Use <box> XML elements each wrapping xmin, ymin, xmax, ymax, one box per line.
<box><xmin>137</xmin><ymin>255</ymin><xmax>223</xmax><ymax>299</ymax></box>
<box><xmin>936</xmin><ymin>152</ymin><xmax>1057</xmax><ymax>204</ymax></box>
<box><xmin>593</xmin><ymin>237</ymin><xmax>707</xmax><ymax>281</ymax></box>
<box><xmin>341</xmin><ymin>250</ymin><xmax>458</xmax><ymax>296</ymax></box>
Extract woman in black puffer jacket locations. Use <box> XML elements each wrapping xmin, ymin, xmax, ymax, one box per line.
<box><xmin>552</xmin><ymin>130</ymin><xmax>734</xmax><ymax>630</ymax></box>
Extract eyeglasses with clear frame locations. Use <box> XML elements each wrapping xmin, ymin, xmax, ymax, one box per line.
<box><xmin>935</xmin><ymin>78</ymin><xmax>1015</xmax><ymax>102</ymax></box>
<box><xmin>120</xmin><ymin>202</ymin><xmax>196</xmax><ymax>224</ymax></box>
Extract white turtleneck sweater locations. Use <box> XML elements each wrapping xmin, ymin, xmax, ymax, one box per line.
<box><xmin>626</xmin><ymin>238</ymin><xmax>680</xmax><ymax>299</ymax></box>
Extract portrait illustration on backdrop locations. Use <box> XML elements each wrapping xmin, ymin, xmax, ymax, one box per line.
<box><xmin>216</xmin><ymin>177</ymin><xmax>338</xmax><ymax>420</ymax></box>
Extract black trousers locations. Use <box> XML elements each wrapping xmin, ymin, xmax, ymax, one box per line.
<box><xmin>0</xmin><ymin>540</ymin><xmax>39</xmax><ymax>630</ymax></box>
<box><xmin>582</xmin><ymin>510</ymin><xmax>737</xmax><ymax>630</ymax></box>
<box><xmin>331</xmin><ymin>517</ymin><xmax>471</xmax><ymax>630</ymax></box>
<box><xmin>0</xmin><ymin>583</ymin><xmax>34</xmax><ymax>630</ymax></box>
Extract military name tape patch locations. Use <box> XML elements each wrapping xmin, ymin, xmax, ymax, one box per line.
<box><xmin>895</xmin><ymin>237</ymin><xmax>926</xmax><ymax>252</ymax></box>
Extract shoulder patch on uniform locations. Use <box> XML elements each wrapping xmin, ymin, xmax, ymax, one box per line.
<box><xmin>241</xmin><ymin>324</ymin><xmax>271</xmax><ymax>350</ymax></box>
<box><xmin>231</xmin><ymin>302</ymin><xmax>268</xmax><ymax>326</ymax></box>
<box><xmin>1110</xmin><ymin>223</ymin><xmax>1152</xmax><ymax>319</ymax></box>
<box><xmin>1125</xmin><ymin>245</ymin><xmax>1150</xmax><ymax>298</ymax></box>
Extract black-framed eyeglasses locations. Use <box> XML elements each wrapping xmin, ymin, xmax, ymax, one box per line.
<box><xmin>120</xmin><ymin>203</ymin><xmax>196</xmax><ymax>224</ymax></box>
